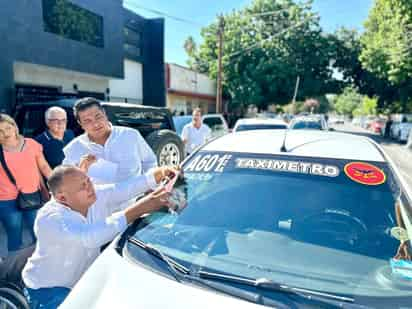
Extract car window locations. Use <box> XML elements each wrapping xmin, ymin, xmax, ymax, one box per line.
<box><xmin>18</xmin><ymin>107</ymin><xmax>47</xmax><ymax>137</ymax></box>
<box><xmin>236</xmin><ymin>124</ymin><xmax>287</xmax><ymax>131</ymax></box>
<box><xmin>203</xmin><ymin>116</ymin><xmax>225</xmax><ymax>132</ymax></box>
<box><xmin>128</xmin><ymin>151</ymin><xmax>412</xmax><ymax>303</ymax></box>
<box><xmin>110</xmin><ymin>109</ymin><xmax>171</xmax><ymax>136</ymax></box>
<box><xmin>291</xmin><ymin>121</ymin><xmax>322</xmax><ymax>130</ymax></box>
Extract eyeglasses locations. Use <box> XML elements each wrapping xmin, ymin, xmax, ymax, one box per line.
<box><xmin>48</xmin><ymin>118</ymin><xmax>67</xmax><ymax>124</ymax></box>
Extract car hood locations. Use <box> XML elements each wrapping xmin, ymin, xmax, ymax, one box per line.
<box><xmin>60</xmin><ymin>242</ymin><xmax>265</xmax><ymax>309</ymax></box>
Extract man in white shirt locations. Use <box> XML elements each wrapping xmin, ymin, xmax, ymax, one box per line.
<box><xmin>22</xmin><ymin>164</ymin><xmax>174</xmax><ymax>308</ymax></box>
<box><xmin>181</xmin><ymin>108</ymin><xmax>211</xmax><ymax>155</ymax></box>
<box><xmin>63</xmin><ymin>97</ymin><xmax>157</xmax><ymax>184</ymax></box>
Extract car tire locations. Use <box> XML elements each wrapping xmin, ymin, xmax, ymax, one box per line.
<box><xmin>146</xmin><ymin>130</ymin><xmax>184</xmax><ymax>166</ymax></box>
<box><xmin>0</xmin><ymin>286</ymin><xmax>29</xmax><ymax>309</ymax></box>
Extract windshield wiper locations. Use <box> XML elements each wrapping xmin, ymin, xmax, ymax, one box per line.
<box><xmin>128</xmin><ymin>237</ymin><xmax>189</xmax><ymax>282</ymax></box>
<box><xmin>128</xmin><ymin>237</ymin><xmax>357</xmax><ymax>307</ymax></box>
<box><xmin>196</xmin><ymin>270</ymin><xmax>355</xmax><ymax>306</ymax></box>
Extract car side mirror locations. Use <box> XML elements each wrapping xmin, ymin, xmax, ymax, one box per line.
<box><xmin>329</xmin><ymin>128</ymin><xmax>335</xmax><ymax>132</ymax></box>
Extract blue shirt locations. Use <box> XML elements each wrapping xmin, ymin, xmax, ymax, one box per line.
<box><xmin>35</xmin><ymin>130</ymin><xmax>75</xmax><ymax>168</ymax></box>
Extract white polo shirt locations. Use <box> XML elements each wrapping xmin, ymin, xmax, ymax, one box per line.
<box><xmin>181</xmin><ymin>123</ymin><xmax>211</xmax><ymax>154</ymax></box>
<box><xmin>63</xmin><ymin>125</ymin><xmax>157</xmax><ymax>184</ymax></box>
<box><xmin>22</xmin><ymin>173</ymin><xmax>157</xmax><ymax>289</ymax></box>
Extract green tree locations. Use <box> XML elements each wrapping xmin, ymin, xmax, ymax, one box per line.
<box><xmin>186</xmin><ymin>0</ymin><xmax>336</xmax><ymax>111</ymax></box>
<box><xmin>333</xmin><ymin>86</ymin><xmax>363</xmax><ymax>116</ymax></box>
<box><xmin>353</xmin><ymin>96</ymin><xmax>378</xmax><ymax>116</ymax></box>
<box><xmin>360</xmin><ymin>0</ymin><xmax>412</xmax><ymax>111</ymax></box>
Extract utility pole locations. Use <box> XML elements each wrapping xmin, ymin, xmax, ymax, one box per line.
<box><xmin>292</xmin><ymin>75</ymin><xmax>300</xmax><ymax>105</ymax></box>
<box><xmin>216</xmin><ymin>15</ymin><xmax>225</xmax><ymax>114</ymax></box>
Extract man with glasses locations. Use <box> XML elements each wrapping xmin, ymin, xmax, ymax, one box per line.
<box><xmin>35</xmin><ymin>107</ymin><xmax>74</xmax><ymax>169</ymax></box>
<box><xmin>63</xmin><ymin>97</ymin><xmax>157</xmax><ymax>185</ymax></box>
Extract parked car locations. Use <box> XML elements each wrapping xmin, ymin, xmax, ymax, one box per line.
<box><xmin>328</xmin><ymin>115</ymin><xmax>345</xmax><ymax>125</ymax></box>
<box><xmin>60</xmin><ymin>130</ymin><xmax>412</xmax><ymax>309</ymax></box>
<box><xmin>233</xmin><ymin>118</ymin><xmax>288</xmax><ymax>132</ymax></box>
<box><xmin>173</xmin><ymin>114</ymin><xmax>229</xmax><ymax>139</ymax></box>
<box><xmin>289</xmin><ymin>115</ymin><xmax>329</xmax><ymax>130</ymax></box>
<box><xmin>14</xmin><ymin>99</ymin><xmax>184</xmax><ymax>166</ymax></box>
<box><xmin>391</xmin><ymin>122</ymin><xmax>412</xmax><ymax>143</ymax></box>
<box><xmin>370</xmin><ymin>118</ymin><xmax>386</xmax><ymax>135</ymax></box>
<box><xmin>407</xmin><ymin>127</ymin><xmax>412</xmax><ymax>150</ymax></box>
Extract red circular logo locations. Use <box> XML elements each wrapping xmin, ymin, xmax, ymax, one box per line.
<box><xmin>344</xmin><ymin>162</ymin><xmax>386</xmax><ymax>185</ymax></box>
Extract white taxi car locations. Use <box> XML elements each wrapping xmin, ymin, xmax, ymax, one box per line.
<box><xmin>61</xmin><ymin>130</ymin><xmax>412</xmax><ymax>309</ymax></box>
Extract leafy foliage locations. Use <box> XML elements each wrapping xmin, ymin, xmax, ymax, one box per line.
<box><xmin>186</xmin><ymin>0</ymin><xmax>336</xmax><ymax>111</ymax></box>
<box><xmin>333</xmin><ymin>86</ymin><xmax>363</xmax><ymax>116</ymax></box>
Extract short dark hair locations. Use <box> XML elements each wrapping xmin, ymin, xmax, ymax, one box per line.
<box><xmin>47</xmin><ymin>165</ymin><xmax>80</xmax><ymax>195</ymax></box>
<box><xmin>73</xmin><ymin>97</ymin><xmax>104</xmax><ymax>120</ymax></box>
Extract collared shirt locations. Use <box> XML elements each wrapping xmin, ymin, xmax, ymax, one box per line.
<box><xmin>181</xmin><ymin>123</ymin><xmax>211</xmax><ymax>154</ymax></box>
<box><xmin>35</xmin><ymin>130</ymin><xmax>74</xmax><ymax>168</ymax></box>
<box><xmin>22</xmin><ymin>173</ymin><xmax>157</xmax><ymax>289</ymax></box>
<box><xmin>63</xmin><ymin>125</ymin><xmax>157</xmax><ymax>184</ymax></box>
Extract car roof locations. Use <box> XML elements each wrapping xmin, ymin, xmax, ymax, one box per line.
<box><xmin>19</xmin><ymin>99</ymin><xmax>169</xmax><ymax>112</ymax></box>
<box><xmin>202</xmin><ymin>130</ymin><xmax>385</xmax><ymax>162</ymax></box>
<box><xmin>235</xmin><ymin>118</ymin><xmax>287</xmax><ymax>126</ymax></box>
<box><xmin>291</xmin><ymin>116</ymin><xmax>322</xmax><ymax>122</ymax></box>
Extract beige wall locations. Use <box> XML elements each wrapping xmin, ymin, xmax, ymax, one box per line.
<box><xmin>167</xmin><ymin>94</ymin><xmax>215</xmax><ymax>115</ymax></box>
<box><xmin>13</xmin><ymin>61</ymin><xmax>109</xmax><ymax>94</ymax></box>
<box><xmin>168</xmin><ymin>64</ymin><xmax>216</xmax><ymax>96</ymax></box>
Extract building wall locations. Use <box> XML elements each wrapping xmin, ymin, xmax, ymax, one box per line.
<box><xmin>0</xmin><ymin>1</ymin><xmax>165</xmax><ymax>112</ymax></box>
<box><xmin>168</xmin><ymin>64</ymin><xmax>215</xmax><ymax>96</ymax></box>
<box><xmin>142</xmin><ymin>18</ymin><xmax>165</xmax><ymax>107</ymax></box>
<box><xmin>109</xmin><ymin>60</ymin><xmax>143</xmax><ymax>103</ymax></box>
<box><xmin>167</xmin><ymin>94</ymin><xmax>216</xmax><ymax>115</ymax></box>
<box><xmin>14</xmin><ymin>62</ymin><xmax>110</xmax><ymax>94</ymax></box>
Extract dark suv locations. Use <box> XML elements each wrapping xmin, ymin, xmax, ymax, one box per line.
<box><xmin>14</xmin><ymin>99</ymin><xmax>185</xmax><ymax>166</ymax></box>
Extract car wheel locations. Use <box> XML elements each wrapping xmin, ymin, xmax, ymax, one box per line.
<box><xmin>0</xmin><ymin>286</ymin><xmax>29</xmax><ymax>309</ymax></box>
<box><xmin>146</xmin><ymin>130</ymin><xmax>184</xmax><ymax>166</ymax></box>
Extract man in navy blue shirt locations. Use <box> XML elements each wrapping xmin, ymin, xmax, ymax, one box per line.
<box><xmin>36</xmin><ymin>107</ymin><xmax>74</xmax><ymax>169</ymax></box>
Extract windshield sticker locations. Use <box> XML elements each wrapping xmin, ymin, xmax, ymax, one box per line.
<box><xmin>184</xmin><ymin>154</ymin><xmax>232</xmax><ymax>173</ymax></box>
<box><xmin>344</xmin><ymin>162</ymin><xmax>386</xmax><ymax>185</ymax></box>
<box><xmin>235</xmin><ymin>158</ymin><xmax>339</xmax><ymax>177</ymax></box>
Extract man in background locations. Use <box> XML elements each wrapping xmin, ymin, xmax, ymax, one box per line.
<box><xmin>181</xmin><ymin>108</ymin><xmax>211</xmax><ymax>155</ymax></box>
<box><xmin>36</xmin><ymin>107</ymin><xmax>74</xmax><ymax>169</ymax></box>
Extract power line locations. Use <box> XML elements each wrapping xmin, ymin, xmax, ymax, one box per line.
<box><xmin>123</xmin><ymin>1</ymin><xmax>203</xmax><ymax>27</ymax></box>
<box><xmin>227</xmin><ymin>14</ymin><xmax>319</xmax><ymax>60</ymax></box>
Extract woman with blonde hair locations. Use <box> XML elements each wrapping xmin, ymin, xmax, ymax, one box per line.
<box><xmin>0</xmin><ymin>113</ymin><xmax>51</xmax><ymax>253</ymax></box>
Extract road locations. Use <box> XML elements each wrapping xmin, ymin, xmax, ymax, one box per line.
<box><xmin>333</xmin><ymin>123</ymin><xmax>412</xmax><ymax>190</ymax></box>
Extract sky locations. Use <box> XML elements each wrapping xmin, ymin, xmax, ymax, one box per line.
<box><xmin>124</xmin><ymin>0</ymin><xmax>374</xmax><ymax>66</ymax></box>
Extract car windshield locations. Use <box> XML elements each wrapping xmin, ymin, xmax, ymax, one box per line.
<box><xmin>129</xmin><ymin>151</ymin><xmax>412</xmax><ymax>305</ymax></box>
<box><xmin>291</xmin><ymin>120</ymin><xmax>322</xmax><ymax>130</ymax></box>
<box><xmin>236</xmin><ymin>124</ymin><xmax>287</xmax><ymax>131</ymax></box>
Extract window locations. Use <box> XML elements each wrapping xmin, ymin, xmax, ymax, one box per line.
<box><xmin>124</xmin><ymin>43</ymin><xmax>141</xmax><ymax>57</ymax></box>
<box><xmin>42</xmin><ymin>0</ymin><xmax>104</xmax><ymax>48</ymax></box>
<box><xmin>124</xmin><ymin>27</ymin><xmax>141</xmax><ymax>46</ymax></box>
<box><xmin>203</xmin><ymin>116</ymin><xmax>223</xmax><ymax>130</ymax></box>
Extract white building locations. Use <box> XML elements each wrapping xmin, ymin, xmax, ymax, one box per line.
<box><xmin>166</xmin><ymin>63</ymin><xmax>217</xmax><ymax>115</ymax></box>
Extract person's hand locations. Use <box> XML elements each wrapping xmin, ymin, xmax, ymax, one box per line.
<box><xmin>394</xmin><ymin>242</ymin><xmax>412</xmax><ymax>260</ymax></box>
<box><xmin>79</xmin><ymin>154</ymin><xmax>97</xmax><ymax>173</ymax></box>
<box><xmin>153</xmin><ymin>166</ymin><xmax>180</xmax><ymax>184</ymax></box>
<box><xmin>138</xmin><ymin>187</ymin><xmax>172</xmax><ymax>213</ymax></box>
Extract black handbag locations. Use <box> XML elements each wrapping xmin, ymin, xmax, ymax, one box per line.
<box><xmin>0</xmin><ymin>144</ymin><xmax>43</xmax><ymax>211</ymax></box>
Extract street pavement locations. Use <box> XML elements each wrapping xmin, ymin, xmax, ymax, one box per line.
<box><xmin>332</xmin><ymin>123</ymin><xmax>412</xmax><ymax>190</ymax></box>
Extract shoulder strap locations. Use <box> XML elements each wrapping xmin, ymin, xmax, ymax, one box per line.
<box><xmin>0</xmin><ymin>145</ymin><xmax>17</xmax><ymax>186</ymax></box>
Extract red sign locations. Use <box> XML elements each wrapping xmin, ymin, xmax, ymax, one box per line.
<box><xmin>344</xmin><ymin>162</ymin><xmax>386</xmax><ymax>185</ymax></box>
